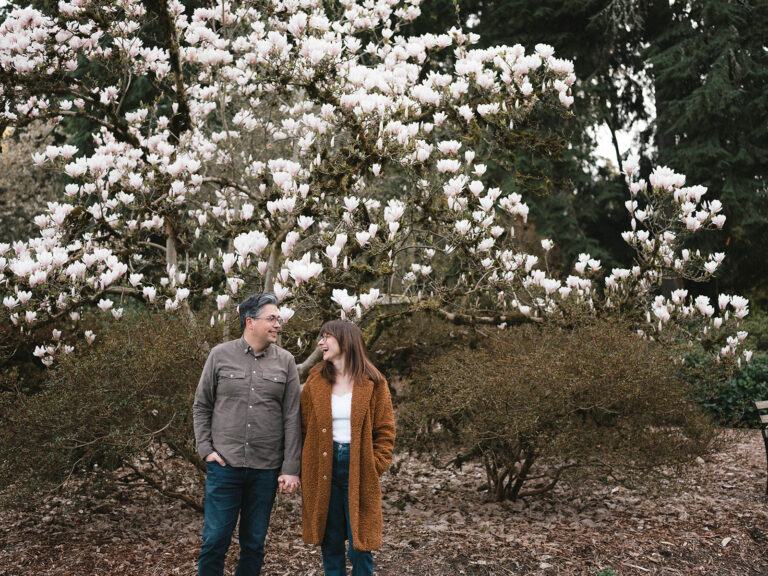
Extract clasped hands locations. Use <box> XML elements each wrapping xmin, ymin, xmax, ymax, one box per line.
<box><xmin>278</xmin><ymin>474</ymin><xmax>301</xmax><ymax>494</ymax></box>
<box><xmin>204</xmin><ymin>452</ymin><xmax>301</xmax><ymax>494</ymax></box>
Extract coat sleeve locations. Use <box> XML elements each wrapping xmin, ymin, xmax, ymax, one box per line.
<box><xmin>300</xmin><ymin>378</ymin><xmax>311</xmax><ymax>443</ymax></box>
<box><xmin>371</xmin><ymin>379</ymin><xmax>396</xmax><ymax>476</ymax></box>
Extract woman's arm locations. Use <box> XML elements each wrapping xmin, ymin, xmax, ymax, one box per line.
<box><xmin>371</xmin><ymin>379</ymin><xmax>396</xmax><ymax>476</ymax></box>
<box><xmin>300</xmin><ymin>380</ymin><xmax>311</xmax><ymax>442</ymax></box>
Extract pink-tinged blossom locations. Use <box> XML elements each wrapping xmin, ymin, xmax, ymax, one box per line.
<box><xmin>325</xmin><ymin>244</ymin><xmax>341</xmax><ymax>267</ymax></box>
<box><xmin>359</xmin><ymin>288</ymin><xmax>380</xmax><ymax>309</ymax></box>
<box><xmin>227</xmin><ymin>278</ymin><xmax>244</xmax><ymax>294</ymax></box>
<box><xmin>437</xmin><ymin>140</ymin><xmax>462</xmax><ymax>155</ymax></box>
<box><xmin>384</xmin><ymin>200</ymin><xmax>405</xmax><ymax>223</ymax></box>
<box><xmin>142</xmin><ymin>286</ymin><xmax>157</xmax><ymax>303</ymax></box>
<box><xmin>704</xmin><ymin>261</ymin><xmax>718</xmax><ymax>274</ymax></box>
<box><xmin>297</xmin><ymin>215</ymin><xmax>315</xmax><ymax>230</ymax></box>
<box><xmin>273</xmin><ymin>282</ymin><xmax>290</xmax><ymax>301</ymax></box>
<box><xmin>455</xmin><ymin>220</ymin><xmax>471</xmax><ymax>235</ymax></box>
<box><xmin>334</xmin><ymin>234</ymin><xmax>348</xmax><ymax>249</ymax></box>
<box><xmin>649</xmin><ymin>166</ymin><xmax>685</xmax><ymax>191</ymax></box>
<box><xmin>278</xmin><ymin>306</ymin><xmax>295</xmax><ymax>324</ymax></box>
<box><xmin>695</xmin><ymin>295</ymin><xmax>714</xmax><ymax>317</ymax></box>
<box><xmin>343</xmin><ymin>196</ymin><xmax>360</xmax><ymax>212</ymax></box>
<box><xmin>477</xmin><ymin>238</ymin><xmax>495</xmax><ymax>252</ymax></box>
<box><xmin>287</xmin><ymin>253</ymin><xmax>323</xmax><ymax>285</ymax></box>
<box><xmin>730</xmin><ymin>295</ymin><xmax>749</xmax><ymax>319</ymax></box>
<box><xmin>281</xmin><ymin>231</ymin><xmax>300</xmax><ymax>256</ymax></box>
<box><xmin>436</xmin><ymin>159</ymin><xmax>461</xmax><ymax>174</ymax></box>
<box><xmin>671</xmin><ymin>289</ymin><xmax>689</xmax><ymax>305</ymax></box>
<box><xmin>468</xmin><ymin>180</ymin><xmax>484</xmax><ymax>196</ymax></box>
<box><xmin>457</xmin><ymin>105</ymin><xmax>474</xmax><ymax>122</ymax></box>
<box><xmin>711</xmin><ymin>215</ymin><xmax>726</xmax><ymax>228</ymax></box>
<box><xmin>331</xmin><ymin>289</ymin><xmax>357</xmax><ymax>317</ymax></box>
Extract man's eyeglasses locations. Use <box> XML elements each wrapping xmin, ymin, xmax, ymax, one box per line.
<box><xmin>251</xmin><ymin>315</ymin><xmax>284</xmax><ymax>325</ymax></box>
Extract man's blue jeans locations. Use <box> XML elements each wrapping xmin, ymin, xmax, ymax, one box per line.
<box><xmin>321</xmin><ymin>442</ymin><xmax>374</xmax><ymax>576</ymax></box>
<box><xmin>198</xmin><ymin>462</ymin><xmax>279</xmax><ymax>576</ymax></box>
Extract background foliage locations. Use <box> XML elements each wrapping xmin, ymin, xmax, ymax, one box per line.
<box><xmin>399</xmin><ymin>320</ymin><xmax>719</xmax><ymax>501</ymax></box>
<box><xmin>0</xmin><ymin>313</ymin><xmax>211</xmax><ymax>508</ymax></box>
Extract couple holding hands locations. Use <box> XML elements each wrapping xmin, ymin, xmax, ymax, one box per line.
<box><xmin>193</xmin><ymin>292</ymin><xmax>396</xmax><ymax>576</ymax></box>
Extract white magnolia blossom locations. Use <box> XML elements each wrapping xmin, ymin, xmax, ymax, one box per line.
<box><xmin>0</xmin><ymin>0</ymin><xmax>747</xmax><ymax>366</ymax></box>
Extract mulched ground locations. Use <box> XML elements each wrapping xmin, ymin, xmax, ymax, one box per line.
<box><xmin>1</xmin><ymin>430</ymin><xmax>766</xmax><ymax>576</ymax></box>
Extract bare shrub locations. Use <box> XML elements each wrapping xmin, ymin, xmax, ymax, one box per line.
<box><xmin>399</xmin><ymin>320</ymin><xmax>718</xmax><ymax>501</ymax></box>
<box><xmin>0</xmin><ymin>313</ymin><xmax>213</xmax><ymax>510</ymax></box>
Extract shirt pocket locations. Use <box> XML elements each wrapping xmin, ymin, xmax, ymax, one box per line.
<box><xmin>217</xmin><ymin>367</ymin><xmax>248</xmax><ymax>396</ymax></box>
<box><xmin>261</xmin><ymin>368</ymin><xmax>287</xmax><ymax>399</ymax></box>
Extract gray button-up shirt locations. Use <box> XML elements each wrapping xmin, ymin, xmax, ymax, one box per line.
<box><xmin>193</xmin><ymin>337</ymin><xmax>301</xmax><ymax>475</ymax></box>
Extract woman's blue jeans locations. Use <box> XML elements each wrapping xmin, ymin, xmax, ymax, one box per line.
<box><xmin>321</xmin><ymin>442</ymin><xmax>374</xmax><ymax>576</ymax></box>
<box><xmin>198</xmin><ymin>462</ymin><xmax>279</xmax><ymax>576</ymax></box>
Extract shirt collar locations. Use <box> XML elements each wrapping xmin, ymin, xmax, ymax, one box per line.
<box><xmin>239</xmin><ymin>336</ymin><xmax>272</xmax><ymax>358</ymax></box>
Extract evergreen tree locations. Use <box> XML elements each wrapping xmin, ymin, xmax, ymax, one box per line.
<box><xmin>647</xmin><ymin>0</ymin><xmax>768</xmax><ymax>303</ymax></box>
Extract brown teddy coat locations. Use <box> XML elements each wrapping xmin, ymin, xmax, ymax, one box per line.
<box><xmin>300</xmin><ymin>365</ymin><xmax>396</xmax><ymax>551</ymax></box>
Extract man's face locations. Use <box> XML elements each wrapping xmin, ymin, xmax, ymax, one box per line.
<box><xmin>247</xmin><ymin>303</ymin><xmax>281</xmax><ymax>348</ymax></box>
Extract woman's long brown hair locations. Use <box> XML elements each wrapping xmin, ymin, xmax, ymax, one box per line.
<box><xmin>318</xmin><ymin>320</ymin><xmax>384</xmax><ymax>386</ymax></box>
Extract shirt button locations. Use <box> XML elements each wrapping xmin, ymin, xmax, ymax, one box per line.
<box><xmin>253</xmin><ymin>370</ymin><xmax>256</xmax><ymax>374</ymax></box>
<box><xmin>249</xmin><ymin>405</ymin><xmax>252</xmax><ymax>409</ymax></box>
<box><xmin>323</xmin><ymin>475</ymin><xmax>327</xmax><ymax>480</ymax></box>
<box><xmin>323</xmin><ymin>451</ymin><xmax>327</xmax><ymax>457</ymax></box>
<box><xmin>246</xmin><ymin>442</ymin><xmax>249</xmax><ymax>445</ymax></box>
<box><xmin>248</xmin><ymin>424</ymin><xmax>251</xmax><ymax>427</ymax></box>
<box><xmin>230</xmin><ymin>374</ymin><xmax>234</xmax><ymax>377</ymax></box>
<box><xmin>251</xmin><ymin>388</ymin><xmax>254</xmax><ymax>391</ymax></box>
<box><xmin>322</xmin><ymin>428</ymin><xmax>327</xmax><ymax>433</ymax></box>
<box><xmin>273</xmin><ymin>377</ymin><xmax>277</xmax><ymax>381</ymax></box>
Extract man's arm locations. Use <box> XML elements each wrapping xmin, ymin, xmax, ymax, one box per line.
<box><xmin>278</xmin><ymin>355</ymin><xmax>302</xmax><ymax>492</ymax></box>
<box><xmin>193</xmin><ymin>351</ymin><xmax>218</xmax><ymax>462</ymax></box>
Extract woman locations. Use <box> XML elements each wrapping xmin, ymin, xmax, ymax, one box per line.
<box><xmin>301</xmin><ymin>320</ymin><xmax>396</xmax><ymax>576</ymax></box>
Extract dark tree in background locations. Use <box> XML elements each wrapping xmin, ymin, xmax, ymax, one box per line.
<box><xmin>647</xmin><ymin>0</ymin><xmax>768</xmax><ymax>303</ymax></box>
<box><xmin>414</xmin><ymin>0</ymin><xmax>768</xmax><ymax>303</ymax></box>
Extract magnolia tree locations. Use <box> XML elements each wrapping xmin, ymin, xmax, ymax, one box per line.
<box><xmin>0</xmin><ymin>0</ymin><xmax>751</xmax><ymax>371</ymax></box>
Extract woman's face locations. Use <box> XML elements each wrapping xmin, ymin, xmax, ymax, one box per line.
<box><xmin>318</xmin><ymin>333</ymin><xmax>343</xmax><ymax>364</ymax></box>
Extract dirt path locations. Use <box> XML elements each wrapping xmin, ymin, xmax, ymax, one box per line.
<box><xmin>1</xmin><ymin>430</ymin><xmax>766</xmax><ymax>575</ymax></box>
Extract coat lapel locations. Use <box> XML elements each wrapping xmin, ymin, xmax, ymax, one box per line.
<box><xmin>350</xmin><ymin>376</ymin><xmax>374</xmax><ymax>440</ymax></box>
<box><xmin>310</xmin><ymin>373</ymin><xmax>333</xmax><ymax>432</ymax></box>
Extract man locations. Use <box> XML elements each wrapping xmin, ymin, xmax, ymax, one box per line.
<box><xmin>193</xmin><ymin>292</ymin><xmax>301</xmax><ymax>576</ymax></box>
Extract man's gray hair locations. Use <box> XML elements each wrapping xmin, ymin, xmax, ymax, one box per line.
<box><xmin>237</xmin><ymin>293</ymin><xmax>279</xmax><ymax>332</ymax></box>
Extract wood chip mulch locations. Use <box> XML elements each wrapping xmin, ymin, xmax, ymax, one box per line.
<box><xmin>1</xmin><ymin>429</ymin><xmax>767</xmax><ymax>575</ymax></box>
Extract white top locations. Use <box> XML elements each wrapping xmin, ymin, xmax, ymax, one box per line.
<box><xmin>331</xmin><ymin>392</ymin><xmax>352</xmax><ymax>444</ymax></box>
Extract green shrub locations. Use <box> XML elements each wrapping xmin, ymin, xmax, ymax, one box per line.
<box><xmin>0</xmin><ymin>313</ymin><xmax>214</xmax><ymax>509</ymax></box>
<box><xmin>685</xmin><ymin>351</ymin><xmax>768</xmax><ymax>427</ymax></box>
<box><xmin>399</xmin><ymin>320</ymin><xmax>718</xmax><ymax>501</ymax></box>
<box><xmin>744</xmin><ymin>308</ymin><xmax>768</xmax><ymax>352</ymax></box>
